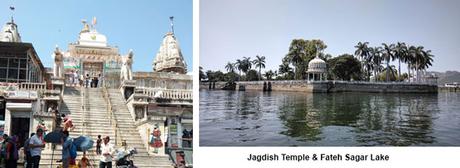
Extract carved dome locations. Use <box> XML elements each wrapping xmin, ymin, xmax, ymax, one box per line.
<box><xmin>307</xmin><ymin>56</ymin><xmax>327</xmax><ymax>73</ymax></box>
<box><xmin>152</xmin><ymin>32</ymin><xmax>187</xmax><ymax>74</ymax></box>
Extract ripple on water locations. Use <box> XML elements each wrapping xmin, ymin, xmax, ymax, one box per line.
<box><xmin>200</xmin><ymin>90</ymin><xmax>460</xmax><ymax>146</ymax></box>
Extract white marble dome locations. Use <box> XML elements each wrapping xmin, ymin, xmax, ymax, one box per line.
<box><xmin>152</xmin><ymin>32</ymin><xmax>187</xmax><ymax>74</ymax></box>
<box><xmin>78</xmin><ymin>31</ymin><xmax>108</xmax><ymax>47</ymax></box>
<box><xmin>307</xmin><ymin>56</ymin><xmax>327</xmax><ymax>73</ymax></box>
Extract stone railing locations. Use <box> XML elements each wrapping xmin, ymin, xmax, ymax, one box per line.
<box><xmin>33</xmin><ymin>111</ymin><xmax>55</xmax><ymax>118</ymax></box>
<box><xmin>19</xmin><ymin>82</ymin><xmax>47</xmax><ymax>90</ymax></box>
<box><xmin>136</xmin><ymin>87</ymin><xmax>192</xmax><ymax>101</ymax></box>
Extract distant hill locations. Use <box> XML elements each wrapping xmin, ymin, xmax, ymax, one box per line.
<box><xmin>428</xmin><ymin>71</ymin><xmax>460</xmax><ymax>85</ymax></box>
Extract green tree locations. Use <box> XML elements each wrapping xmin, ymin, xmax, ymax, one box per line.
<box><xmin>378</xmin><ymin>65</ymin><xmax>398</xmax><ymax>81</ymax></box>
<box><xmin>241</xmin><ymin>57</ymin><xmax>252</xmax><ymax>80</ymax></box>
<box><xmin>246</xmin><ymin>69</ymin><xmax>259</xmax><ymax>81</ymax></box>
<box><xmin>235</xmin><ymin>59</ymin><xmax>244</xmax><ymax>81</ymax></box>
<box><xmin>328</xmin><ymin>54</ymin><xmax>362</xmax><ymax>81</ymax></box>
<box><xmin>394</xmin><ymin>42</ymin><xmax>407</xmax><ymax>81</ymax></box>
<box><xmin>278</xmin><ymin>62</ymin><xmax>293</xmax><ymax>80</ymax></box>
<box><xmin>213</xmin><ymin>71</ymin><xmax>226</xmax><ymax>81</ymax></box>
<box><xmin>284</xmin><ymin>39</ymin><xmax>327</xmax><ymax>79</ymax></box>
<box><xmin>354</xmin><ymin>42</ymin><xmax>370</xmax><ymax>80</ymax></box>
<box><xmin>382</xmin><ymin>43</ymin><xmax>395</xmax><ymax>82</ymax></box>
<box><xmin>369</xmin><ymin>47</ymin><xmax>383</xmax><ymax>81</ymax></box>
<box><xmin>225</xmin><ymin>62</ymin><xmax>235</xmax><ymax>73</ymax></box>
<box><xmin>206</xmin><ymin>70</ymin><xmax>214</xmax><ymax>82</ymax></box>
<box><xmin>253</xmin><ymin>55</ymin><xmax>266</xmax><ymax>80</ymax></box>
<box><xmin>225</xmin><ymin>72</ymin><xmax>239</xmax><ymax>82</ymax></box>
<box><xmin>264</xmin><ymin>70</ymin><xmax>275</xmax><ymax>80</ymax></box>
<box><xmin>199</xmin><ymin>66</ymin><xmax>206</xmax><ymax>81</ymax></box>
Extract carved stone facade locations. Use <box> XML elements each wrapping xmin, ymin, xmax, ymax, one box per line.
<box><xmin>152</xmin><ymin>32</ymin><xmax>187</xmax><ymax>74</ymax></box>
<box><xmin>55</xmin><ymin>18</ymin><xmax>130</xmax><ymax>88</ymax></box>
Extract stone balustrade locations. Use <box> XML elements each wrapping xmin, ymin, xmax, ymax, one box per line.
<box><xmin>19</xmin><ymin>82</ymin><xmax>47</xmax><ymax>90</ymax></box>
<box><xmin>136</xmin><ymin>87</ymin><xmax>193</xmax><ymax>101</ymax></box>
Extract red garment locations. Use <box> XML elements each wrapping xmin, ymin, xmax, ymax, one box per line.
<box><xmin>150</xmin><ymin>129</ymin><xmax>163</xmax><ymax>148</ymax></box>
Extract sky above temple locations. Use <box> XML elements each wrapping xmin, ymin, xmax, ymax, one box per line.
<box><xmin>201</xmin><ymin>0</ymin><xmax>460</xmax><ymax>73</ymax></box>
<box><xmin>0</xmin><ymin>0</ymin><xmax>192</xmax><ymax>73</ymax></box>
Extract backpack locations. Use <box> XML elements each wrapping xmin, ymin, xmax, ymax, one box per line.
<box><xmin>69</xmin><ymin>140</ymin><xmax>77</xmax><ymax>159</ymax></box>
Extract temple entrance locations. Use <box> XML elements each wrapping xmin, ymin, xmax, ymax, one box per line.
<box><xmin>83</xmin><ymin>62</ymin><xmax>103</xmax><ymax>87</ymax></box>
<box><xmin>10</xmin><ymin>117</ymin><xmax>30</xmax><ymax>148</ymax></box>
<box><xmin>83</xmin><ymin>62</ymin><xmax>103</xmax><ymax>77</ymax></box>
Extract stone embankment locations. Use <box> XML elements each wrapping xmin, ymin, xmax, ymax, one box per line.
<box><xmin>200</xmin><ymin>80</ymin><xmax>438</xmax><ymax>93</ymax></box>
<box><xmin>438</xmin><ymin>86</ymin><xmax>460</xmax><ymax>92</ymax></box>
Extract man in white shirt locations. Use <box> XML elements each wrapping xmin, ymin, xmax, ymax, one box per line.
<box><xmin>29</xmin><ymin>129</ymin><xmax>45</xmax><ymax>168</ymax></box>
<box><xmin>99</xmin><ymin>136</ymin><xmax>114</xmax><ymax>168</ymax></box>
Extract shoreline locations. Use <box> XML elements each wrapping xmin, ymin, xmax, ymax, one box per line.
<box><xmin>200</xmin><ymin>81</ymin><xmax>439</xmax><ymax>93</ymax></box>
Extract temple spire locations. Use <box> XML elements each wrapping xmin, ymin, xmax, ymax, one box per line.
<box><xmin>9</xmin><ymin>6</ymin><xmax>15</xmax><ymax>23</ymax></box>
<box><xmin>169</xmin><ymin>16</ymin><xmax>174</xmax><ymax>34</ymax></box>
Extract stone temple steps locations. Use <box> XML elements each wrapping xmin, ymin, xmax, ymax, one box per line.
<box><xmin>39</xmin><ymin>87</ymin><xmax>173</xmax><ymax>168</ymax></box>
<box><xmin>107</xmin><ymin>89</ymin><xmax>173</xmax><ymax>167</ymax></box>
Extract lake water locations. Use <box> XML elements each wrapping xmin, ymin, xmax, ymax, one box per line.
<box><xmin>199</xmin><ymin>90</ymin><xmax>460</xmax><ymax>146</ymax></box>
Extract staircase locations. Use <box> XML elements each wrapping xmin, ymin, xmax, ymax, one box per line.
<box><xmin>40</xmin><ymin>87</ymin><xmax>116</xmax><ymax>167</ymax></box>
<box><xmin>40</xmin><ymin>87</ymin><xmax>174</xmax><ymax>168</ymax></box>
<box><xmin>107</xmin><ymin>88</ymin><xmax>173</xmax><ymax>168</ymax></box>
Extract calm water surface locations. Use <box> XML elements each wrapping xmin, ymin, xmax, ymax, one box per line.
<box><xmin>200</xmin><ymin>90</ymin><xmax>460</xmax><ymax>146</ymax></box>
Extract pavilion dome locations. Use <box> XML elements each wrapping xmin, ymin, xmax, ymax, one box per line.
<box><xmin>0</xmin><ymin>20</ymin><xmax>21</xmax><ymax>42</ymax></box>
<box><xmin>152</xmin><ymin>32</ymin><xmax>187</xmax><ymax>74</ymax></box>
<box><xmin>307</xmin><ymin>56</ymin><xmax>327</xmax><ymax>73</ymax></box>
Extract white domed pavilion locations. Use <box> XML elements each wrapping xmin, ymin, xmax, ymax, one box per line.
<box><xmin>306</xmin><ymin>49</ymin><xmax>327</xmax><ymax>81</ymax></box>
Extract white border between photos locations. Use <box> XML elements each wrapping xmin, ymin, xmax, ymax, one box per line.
<box><xmin>192</xmin><ymin>1</ymin><xmax>460</xmax><ymax>168</ymax></box>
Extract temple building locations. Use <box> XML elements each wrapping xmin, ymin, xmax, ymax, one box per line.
<box><xmin>53</xmin><ymin>18</ymin><xmax>128</xmax><ymax>88</ymax></box>
<box><xmin>126</xmin><ymin>17</ymin><xmax>193</xmax><ymax>166</ymax></box>
<box><xmin>0</xmin><ymin>15</ymin><xmax>192</xmax><ymax>167</ymax></box>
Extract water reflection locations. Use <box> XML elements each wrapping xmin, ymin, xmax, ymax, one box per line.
<box><xmin>200</xmin><ymin>90</ymin><xmax>460</xmax><ymax>146</ymax></box>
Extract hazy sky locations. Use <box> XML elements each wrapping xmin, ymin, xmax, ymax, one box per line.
<box><xmin>200</xmin><ymin>0</ymin><xmax>460</xmax><ymax>73</ymax></box>
<box><xmin>0</xmin><ymin>0</ymin><xmax>192</xmax><ymax>72</ymax></box>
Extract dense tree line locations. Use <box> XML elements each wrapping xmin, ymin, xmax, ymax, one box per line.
<box><xmin>199</xmin><ymin>39</ymin><xmax>434</xmax><ymax>83</ymax></box>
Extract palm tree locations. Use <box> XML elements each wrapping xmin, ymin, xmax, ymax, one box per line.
<box><xmin>406</xmin><ymin>45</ymin><xmax>418</xmax><ymax>82</ymax></box>
<box><xmin>236</xmin><ymin>59</ymin><xmax>243</xmax><ymax>77</ymax></box>
<box><xmin>354</xmin><ymin>42</ymin><xmax>370</xmax><ymax>80</ymax></box>
<box><xmin>278</xmin><ymin>63</ymin><xmax>293</xmax><ymax>79</ymax></box>
<box><xmin>413</xmin><ymin>46</ymin><xmax>426</xmax><ymax>82</ymax></box>
<box><xmin>415</xmin><ymin>47</ymin><xmax>434</xmax><ymax>82</ymax></box>
<box><xmin>394</xmin><ymin>42</ymin><xmax>407</xmax><ymax>81</ymax></box>
<box><xmin>225</xmin><ymin>62</ymin><xmax>235</xmax><ymax>73</ymax></box>
<box><xmin>241</xmin><ymin>57</ymin><xmax>252</xmax><ymax>80</ymax></box>
<box><xmin>382</xmin><ymin>43</ymin><xmax>395</xmax><ymax>82</ymax></box>
<box><xmin>253</xmin><ymin>55</ymin><xmax>266</xmax><ymax>80</ymax></box>
<box><xmin>369</xmin><ymin>47</ymin><xmax>383</xmax><ymax>81</ymax></box>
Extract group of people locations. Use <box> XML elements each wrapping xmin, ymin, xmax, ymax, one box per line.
<box><xmin>68</xmin><ymin>70</ymin><xmax>103</xmax><ymax>88</ymax></box>
<box><xmin>0</xmin><ymin>128</ymin><xmax>46</xmax><ymax>168</ymax></box>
